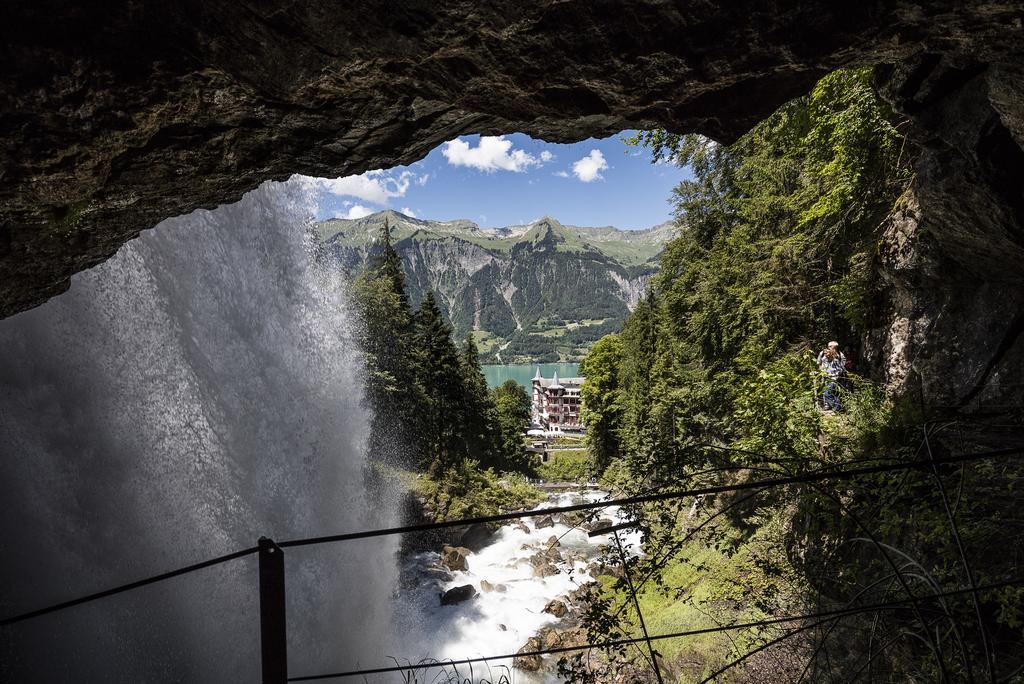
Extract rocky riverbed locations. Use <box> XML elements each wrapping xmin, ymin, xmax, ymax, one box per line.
<box><xmin>391</xmin><ymin>490</ymin><xmax>642</xmax><ymax>680</ymax></box>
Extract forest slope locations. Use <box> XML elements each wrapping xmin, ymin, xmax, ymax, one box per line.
<box><xmin>317</xmin><ymin>211</ymin><xmax>672</xmax><ymax>362</ymax></box>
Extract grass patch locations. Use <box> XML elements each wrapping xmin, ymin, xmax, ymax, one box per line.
<box><xmin>529</xmin><ymin>327</ymin><xmax>568</xmax><ymax>338</ymax></box>
<box><xmin>589</xmin><ymin>498</ymin><xmax>799</xmax><ymax>681</ymax></box>
<box><xmin>470</xmin><ymin>329</ymin><xmax>504</xmax><ymax>353</ymax></box>
<box><xmin>536</xmin><ymin>451</ymin><xmax>593</xmax><ymax>481</ymax></box>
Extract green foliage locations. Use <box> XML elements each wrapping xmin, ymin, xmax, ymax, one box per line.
<box><xmin>412</xmin><ymin>458</ymin><xmax>543</xmax><ymax>522</ymax></box>
<box><xmin>732</xmin><ymin>353</ymin><xmax>823</xmax><ymax>466</ymax></box>
<box><xmin>491</xmin><ymin>379</ymin><xmax>533</xmax><ymax>472</ymax></box>
<box><xmin>612</xmin><ymin>68</ymin><xmax>911</xmax><ymax>480</ymax></box>
<box><xmin>536</xmin><ymin>451</ymin><xmax>593</xmax><ymax>482</ymax></box>
<box><xmin>413</xmin><ymin>291</ymin><xmax>475</xmax><ymax>473</ymax></box>
<box><xmin>580</xmin><ymin>68</ymin><xmax>1024</xmax><ymax>681</ymax></box>
<box><xmin>352</xmin><ymin>221</ymin><xmax>425</xmax><ymax>466</ymax></box>
<box><xmin>356</xmin><ymin>225</ymin><xmax>534</xmax><ymax>482</ymax></box>
<box><xmin>579</xmin><ymin>334</ymin><xmax>624</xmax><ymax>473</ymax></box>
<box><xmin>571</xmin><ymin>69</ymin><xmax>1024</xmax><ymax>682</ymax></box>
<box><xmin>458</xmin><ymin>335</ymin><xmax>500</xmax><ymax>466</ymax></box>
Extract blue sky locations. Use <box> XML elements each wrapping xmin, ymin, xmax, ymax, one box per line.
<box><xmin>301</xmin><ymin>132</ymin><xmax>692</xmax><ymax>230</ymax></box>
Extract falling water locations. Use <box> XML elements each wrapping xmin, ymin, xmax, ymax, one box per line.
<box><xmin>0</xmin><ymin>181</ymin><xmax>399</xmax><ymax>681</ymax></box>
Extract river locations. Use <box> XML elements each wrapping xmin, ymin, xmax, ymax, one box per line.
<box><xmin>391</xmin><ymin>489</ymin><xmax>641</xmax><ymax>681</ymax></box>
<box><xmin>482</xmin><ymin>363</ymin><xmax>581</xmax><ymax>391</ymax></box>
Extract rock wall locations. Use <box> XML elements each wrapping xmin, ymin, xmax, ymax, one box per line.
<box><xmin>2</xmin><ymin>1</ymin><xmax>1022</xmax><ymax>317</ymax></box>
<box><xmin>867</xmin><ymin>53</ymin><xmax>1024</xmax><ymax>408</ymax></box>
<box><xmin>2</xmin><ymin>2</ymin><xmax>1024</xmax><ymax>407</ymax></box>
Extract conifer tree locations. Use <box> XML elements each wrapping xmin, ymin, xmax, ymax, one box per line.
<box><xmin>459</xmin><ymin>335</ymin><xmax>498</xmax><ymax>466</ymax></box>
<box><xmin>353</xmin><ymin>220</ymin><xmax>424</xmax><ymax>466</ymax></box>
<box><xmin>413</xmin><ymin>291</ymin><xmax>466</xmax><ymax>472</ymax></box>
<box><xmin>618</xmin><ymin>291</ymin><xmax>659</xmax><ymax>474</ymax></box>
<box><xmin>371</xmin><ymin>219</ymin><xmax>408</xmax><ymax>298</ymax></box>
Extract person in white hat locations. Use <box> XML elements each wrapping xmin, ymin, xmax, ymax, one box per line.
<box><xmin>816</xmin><ymin>341</ymin><xmax>847</xmax><ymax>411</ymax></box>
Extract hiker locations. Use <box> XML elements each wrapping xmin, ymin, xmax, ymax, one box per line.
<box><xmin>841</xmin><ymin>345</ymin><xmax>858</xmax><ymax>392</ymax></box>
<box><xmin>817</xmin><ymin>341</ymin><xmax>847</xmax><ymax>411</ymax></box>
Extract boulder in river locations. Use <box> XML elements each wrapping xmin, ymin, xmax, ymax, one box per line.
<box><xmin>441</xmin><ymin>545</ymin><xmax>470</xmax><ymax>572</ymax></box>
<box><xmin>535</xmin><ymin>515</ymin><xmax>555</xmax><ymax>529</ymax></box>
<box><xmin>543</xmin><ymin>599</ymin><xmax>568</xmax><ymax>617</ymax></box>
<box><xmin>538</xmin><ymin>626</ymin><xmax>564</xmax><ymax>649</ymax></box>
<box><xmin>529</xmin><ymin>545</ymin><xmax>562</xmax><ymax>567</ymax></box>
<box><xmin>557</xmin><ymin>511</ymin><xmax>586</xmax><ymax>527</ymax></box>
<box><xmin>513</xmin><ymin>637</ymin><xmax>543</xmax><ymax>671</ymax></box>
<box><xmin>564</xmin><ymin>550</ymin><xmax>587</xmax><ymax>564</ymax></box>
<box><xmin>533</xmin><ymin>563</ymin><xmax>559</xmax><ymax>578</ymax></box>
<box><xmin>546</xmin><ymin>535</ymin><xmax>561</xmax><ymax>547</ymax></box>
<box><xmin>423</xmin><ymin>565</ymin><xmax>454</xmax><ymax>580</ymax></box>
<box><xmin>439</xmin><ymin>584</ymin><xmax>477</xmax><ymax>606</ymax></box>
<box><xmin>514</xmin><ymin>521</ymin><xmax>530</xmax><ymax>534</ymax></box>
<box><xmin>587</xmin><ymin>559</ymin><xmax>625</xmax><ymax>579</ymax></box>
<box><xmin>584</xmin><ymin>517</ymin><xmax>614</xmax><ymax>533</ymax></box>
<box><xmin>458</xmin><ymin>522</ymin><xmax>494</xmax><ymax>551</ymax></box>
<box><xmin>480</xmin><ymin>579</ymin><xmax>494</xmax><ymax>592</ymax></box>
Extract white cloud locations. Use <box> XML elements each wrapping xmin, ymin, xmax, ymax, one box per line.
<box><xmin>572</xmin><ymin>149</ymin><xmax>608</xmax><ymax>183</ymax></box>
<box><xmin>416</xmin><ymin>173</ymin><xmax>430</xmax><ymax>186</ymax></box>
<box><xmin>442</xmin><ymin>136</ymin><xmax>552</xmax><ymax>173</ymax></box>
<box><xmin>335</xmin><ymin>204</ymin><xmax>374</xmax><ymax>220</ymax></box>
<box><xmin>300</xmin><ymin>169</ymin><xmax>414</xmax><ymax>204</ymax></box>
<box><xmin>400</xmin><ymin>207</ymin><xmax>417</xmax><ymax>218</ymax></box>
<box><xmin>553</xmin><ymin>170</ymin><xmax>569</xmax><ymax>178</ymax></box>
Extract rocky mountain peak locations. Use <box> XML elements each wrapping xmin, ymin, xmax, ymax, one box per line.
<box><xmin>317</xmin><ymin>210</ymin><xmax>670</xmax><ymax>362</ymax></box>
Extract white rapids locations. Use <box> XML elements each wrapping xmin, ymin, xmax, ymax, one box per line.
<box><xmin>391</xmin><ymin>490</ymin><xmax>642</xmax><ymax>681</ymax></box>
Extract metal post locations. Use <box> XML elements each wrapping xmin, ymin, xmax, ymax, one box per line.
<box><xmin>613</xmin><ymin>530</ymin><xmax>664</xmax><ymax>684</ymax></box>
<box><xmin>258</xmin><ymin>537</ymin><xmax>287</xmax><ymax>684</ymax></box>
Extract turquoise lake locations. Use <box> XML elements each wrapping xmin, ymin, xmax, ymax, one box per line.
<box><xmin>481</xmin><ymin>363</ymin><xmax>581</xmax><ymax>391</ymax></box>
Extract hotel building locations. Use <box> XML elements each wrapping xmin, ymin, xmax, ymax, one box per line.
<box><xmin>530</xmin><ymin>369</ymin><xmax>584</xmax><ymax>431</ymax></box>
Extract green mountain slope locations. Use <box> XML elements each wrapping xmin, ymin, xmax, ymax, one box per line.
<box><xmin>317</xmin><ymin>210</ymin><xmax>673</xmax><ymax>362</ymax></box>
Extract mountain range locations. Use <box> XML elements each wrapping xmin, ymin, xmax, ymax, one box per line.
<box><xmin>316</xmin><ymin>210</ymin><xmax>674</xmax><ymax>363</ymax></box>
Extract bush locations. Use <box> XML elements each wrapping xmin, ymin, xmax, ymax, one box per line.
<box><xmin>536</xmin><ymin>451</ymin><xmax>594</xmax><ymax>482</ymax></box>
<box><xmin>413</xmin><ymin>459</ymin><xmax>543</xmax><ymax>521</ymax></box>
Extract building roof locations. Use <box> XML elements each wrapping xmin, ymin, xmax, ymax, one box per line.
<box><xmin>535</xmin><ymin>376</ymin><xmax>583</xmax><ymax>389</ymax></box>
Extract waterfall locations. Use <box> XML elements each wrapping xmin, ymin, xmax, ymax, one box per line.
<box><xmin>0</xmin><ymin>181</ymin><xmax>399</xmax><ymax>681</ymax></box>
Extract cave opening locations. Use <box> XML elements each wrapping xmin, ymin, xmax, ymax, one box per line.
<box><xmin>0</xmin><ymin>126</ymin><xmax>692</xmax><ymax>680</ymax></box>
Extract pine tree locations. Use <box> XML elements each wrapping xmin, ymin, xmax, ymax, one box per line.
<box><xmin>459</xmin><ymin>335</ymin><xmax>498</xmax><ymax>466</ymax></box>
<box><xmin>618</xmin><ymin>290</ymin><xmax>659</xmax><ymax>475</ymax></box>
<box><xmin>353</xmin><ymin>219</ymin><xmax>424</xmax><ymax>466</ymax></box>
<box><xmin>371</xmin><ymin>219</ymin><xmax>408</xmax><ymax>299</ymax></box>
<box><xmin>413</xmin><ymin>291</ymin><xmax>467</xmax><ymax>472</ymax></box>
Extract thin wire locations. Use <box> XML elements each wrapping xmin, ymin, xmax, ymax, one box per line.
<box><xmin>286</xmin><ymin>577</ymin><xmax>1024</xmax><ymax>681</ymax></box>
<box><xmin>0</xmin><ymin>546</ymin><xmax>259</xmax><ymax>627</ymax></box>
<box><xmin>924</xmin><ymin>424</ymin><xmax>995</xmax><ymax>682</ymax></box>
<box><xmin>4</xmin><ymin>446</ymin><xmax>1020</xmax><ymax>628</ymax></box>
<box><xmin>613</xmin><ymin>529</ymin><xmax>663</xmax><ymax>684</ymax></box>
<box><xmin>278</xmin><ymin>447</ymin><xmax>1023</xmax><ymax>549</ymax></box>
